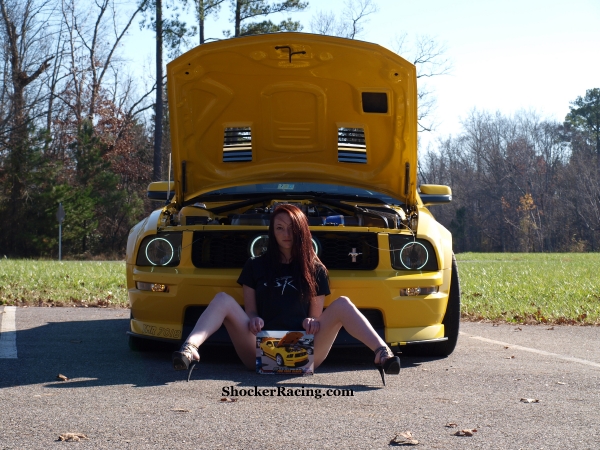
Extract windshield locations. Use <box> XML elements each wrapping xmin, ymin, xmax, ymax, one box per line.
<box><xmin>198</xmin><ymin>182</ymin><xmax>403</xmax><ymax>205</ymax></box>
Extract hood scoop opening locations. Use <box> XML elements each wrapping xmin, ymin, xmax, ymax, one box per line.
<box><xmin>338</xmin><ymin>127</ymin><xmax>367</xmax><ymax>164</ymax></box>
<box><xmin>223</xmin><ymin>127</ymin><xmax>252</xmax><ymax>162</ymax></box>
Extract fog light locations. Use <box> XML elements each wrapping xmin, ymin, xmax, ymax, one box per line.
<box><xmin>400</xmin><ymin>286</ymin><xmax>439</xmax><ymax>296</ymax></box>
<box><xmin>151</xmin><ymin>283</ymin><xmax>168</xmax><ymax>292</ymax></box>
<box><xmin>401</xmin><ymin>287</ymin><xmax>421</xmax><ymax>296</ymax></box>
<box><xmin>137</xmin><ymin>282</ymin><xmax>169</xmax><ymax>292</ymax></box>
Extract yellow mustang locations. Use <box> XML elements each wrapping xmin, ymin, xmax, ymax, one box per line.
<box><xmin>259</xmin><ymin>332</ymin><xmax>309</xmax><ymax>368</ymax></box>
<box><xmin>126</xmin><ymin>33</ymin><xmax>459</xmax><ymax>357</ymax></box>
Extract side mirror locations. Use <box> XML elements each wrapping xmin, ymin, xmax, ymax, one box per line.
<box><xmin>147</xmin><ymin>181</ymin><xmax>175</xmax><ymax>201</ymax></box>
<box><xmin>419</xmin><ymin>184</ymin><xmax>452</xmax><ymax>206</ymax></box>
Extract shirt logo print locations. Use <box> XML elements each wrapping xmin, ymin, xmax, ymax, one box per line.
<box><xmin>274</xmin><ymin>276</ymin><xmax>297</xmax><ymax>294</ymax></box>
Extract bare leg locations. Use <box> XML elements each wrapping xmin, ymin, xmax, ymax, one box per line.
<box><xmin>313</xmin><ymin>296</ymin><xmax>388</xmax><ymax>368</ymax></box>
<box><xmin>184</xmin><ymin>292</ymin><xmax>257</xmax><ymax>369</ymax></box>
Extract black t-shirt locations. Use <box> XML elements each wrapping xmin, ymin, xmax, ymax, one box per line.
<box><xmin>237</xmin><ymin>255</ymin><xmax>330</xmax><ymax>330</ymax></box>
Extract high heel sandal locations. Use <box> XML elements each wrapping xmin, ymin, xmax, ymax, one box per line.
<box><xmin>374</xmin><ymin>346</ymin><xmax>400</xmax><ymax>386</ymax></box>
<box><xmin>172</xmin><ymin>342</ymin><xmax>200</xmax><ymax>382</ymax></box>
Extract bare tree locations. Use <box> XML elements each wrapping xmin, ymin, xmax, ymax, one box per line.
<box><xmin>419</xmin><ymin>110</ymin><xmax>574</xmax><ymax>252</ymax></box>
<box><xmin>0</xmin><ymin>0</ymin><xmax>55</xmax><ymax>254</ymax></box>
<box><xmin>310</xmin><ymin>0</ymin><xmax>377</xmax><ymax>39</ymax></box>
<box><xmin>58</xmin><ymin>0</ymin><xmax>147</xmax><ymax>125</ymax></box>
<box><xmin>393</xmin><ymin>33</ymin><xmax>451</xmax><ymax>133</ymax></box>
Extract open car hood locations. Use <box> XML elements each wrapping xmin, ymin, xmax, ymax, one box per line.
<box><xmin>276</xmin><ymin>332</ymin><xmax>305</xmax><ymax>348</ymax></box>
<box><xmin>167</xmin><ymin>33</ymin><xmax>418</xmax><ymax>206</ymax></box>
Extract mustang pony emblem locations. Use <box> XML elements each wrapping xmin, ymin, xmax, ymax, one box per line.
<box><xmin>348</xmin><ymin>248</ymin><xmax>362</xmax><ymax>262</ymax></box>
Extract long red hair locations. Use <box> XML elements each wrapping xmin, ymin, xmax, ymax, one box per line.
<box><xmin>267</xmin><ymin>204</ymin><xmax>325</xmax><ymax>301</ymax></box>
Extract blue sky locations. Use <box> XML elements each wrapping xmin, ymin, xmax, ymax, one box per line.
<box><xmin>127</xmin><ymin>0</ymin><xmax>600</xmax><ymax>147</ymax></box>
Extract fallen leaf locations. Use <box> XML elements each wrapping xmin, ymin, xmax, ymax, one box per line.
<box><xmin>520</xmin><ymin>398</ymin><xmax>539</xmax><ymax>403</ymax></box>
<box><xmin>56</xmin><ymin>374</ymin><xmax>68</xmax><ymax>381</ymax></box>
<box><xmin>504</xmin><ymin>356</ymin><xmax>515</xmax><ymax>359</ymax></box>
<box><xmin>513</xmin><ymin>327</ymin><xmax>522</xmax><ymax>332</ymax></box>
<box><xmin>546</xmin><ymin>326</ymin><xmax>554</xmax><ymax>330</ymax></box>
<box><xmin>557</xmin><ymin>382</ymin><xmax>566</xmax><ymax>385</ymax></box>
<box><xmin>390</xmin><ymin>431</ymin><xmax>419</xmax><ymax>446</ymax></box>
<box><xmin>504</xmin><ymin>346</ymin><xmax>510</xmax><ymax>349</ymax></box>
<box><xmin>171</xmin><ymin>408</ymin><xmax>190</xmax><ymax>412</ymax></box>
<box><xmin>454</xmin><ymin>429</ymin><xmax>477</xmax><ymax>436</ymax></box>
<box><xmin>445</xmin><ymin>423</ymin><xmax>458</xmax><ymax>428</ymax></box>
<box><xmin>58</xmin><ymin>433</ymin><xmax>88</xmax><ymax>442</ymax></box>
<box><xmin>220</xmin><ymin>397</ymin><xmax>238</xmax><ymax>402</ymax></box>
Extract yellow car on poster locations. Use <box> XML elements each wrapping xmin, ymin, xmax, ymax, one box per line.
<box><xmin>126</xmin><ymin>32</ymin><xmax>459</xmax><ymax>357</ymax></box>
<box><xmin>260</xmin><ymin>332</ymin><xmax>309</xmax><ymax>368</ymax></box>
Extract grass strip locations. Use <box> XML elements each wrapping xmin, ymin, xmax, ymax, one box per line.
<box><xmin>0</xmin><ymin>260</ymin><xmax>127</xmax><ymax>307</ymax></box>
<box><xmin>456</xmin><ymin>253</ymin><xmax>600</xmax><ymax>325</ymax></box>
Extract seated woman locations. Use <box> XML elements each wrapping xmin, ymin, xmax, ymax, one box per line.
<box><xmin>172</xmin><ymin>204</ymin><xmax>400</xmax><ymax>385</ymax></box>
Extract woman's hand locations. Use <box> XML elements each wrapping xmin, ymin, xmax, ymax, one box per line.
<box><xmin>248</xmin><ymin>317</ymin><xmax>264</xmax><ymax>335</ymax></box>
<box><xmin>302</xmin><ymin>317</ymin><xmax>320</xmax><ymax>335</ymax></box>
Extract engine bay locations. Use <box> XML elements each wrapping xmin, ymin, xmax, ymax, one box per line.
<box><xmin>160</xmin><ymin>198</ymin><xmax>418</xmax><ymax>231</ymax></box>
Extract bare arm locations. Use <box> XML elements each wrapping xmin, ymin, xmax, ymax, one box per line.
<box><xmin>309</xmin><ymin>295</ymin><xmax>325</xmax><ymax>318</ymax></box>
<box><xmin>243</xmin><ymin>285</ymin><xmax>263</xmax><ymax>334</ymax></box>
<box><xmin>303</xmin><ymin>295</ymin><xmax>325</xmax><ymax>334</ymax></box>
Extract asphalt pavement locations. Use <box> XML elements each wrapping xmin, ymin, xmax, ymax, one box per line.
<box><xmin>1</xmin><ymin>306</ymin><xmax>599</xmax><ymax>449</ymax></box>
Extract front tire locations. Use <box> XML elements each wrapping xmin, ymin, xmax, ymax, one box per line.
<box><xmin>276</xmin><ymin>354</ymin><xmax>284</xmax><ymax>366</ymax></box>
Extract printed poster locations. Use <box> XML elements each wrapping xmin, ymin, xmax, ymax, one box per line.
<box><xmin>256</xmin><ymin>331</ymin><xmax>314</xmax><ymax>375</ymax></box>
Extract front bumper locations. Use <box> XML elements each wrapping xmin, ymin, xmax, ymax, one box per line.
<box><xmin>127</xmin><ymin>261</ymin><xmax>451</xmax><ymax>346</ymax></box>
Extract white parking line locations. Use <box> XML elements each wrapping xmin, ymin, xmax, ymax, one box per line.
<box><xmin>460</xmin><ymin>331</ymin><xmax>600</xmax><ymax>369</ymax></box>
<box><xmin>0</xmin><ymin>306</ymin><xmax>17</xmax><ymax>359</ymax></box>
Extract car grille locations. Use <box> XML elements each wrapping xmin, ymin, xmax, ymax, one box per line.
<box><xmin>191</xmin><ymin>231</ymin><xmax>253</xmax><ymax>268</ymax></box>
<box><xmin>191</xmin><ymin>231</ymin><xmax>379</xmax><ymax>270</ymax></box>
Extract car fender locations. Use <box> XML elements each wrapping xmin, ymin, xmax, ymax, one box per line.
<box><xmin>125</xmin><ymin>209</ymin><xmax>163</xmax><ymax>265</ymax></box>
<box><xmin>416</xmin><ymin>207</ymin><xmax>452</xmax><ymax>270</ymax></box>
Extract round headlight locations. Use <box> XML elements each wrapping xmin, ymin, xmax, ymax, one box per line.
<box><xmin>399</xmin><ymin>241</ymin><xmax>429</xmax><ymax>270</ymax></box>
<box><xmin>249</xmin><ymin>235</ymin><xmax>320</xmax><ymax>257</ymax></box>
<box><xmin>310</xmin><ymin>236</ymin><xmax>320</xmax><ymax>256</ymax></box>
<box><xmin>145</xmin><ymin>237</ymin><xmax>175</xmax><ymax>266</ymax></box>
<box><xmin>250</xmin><ymin>235</ymin><xmax>269</xmax><ymax>257</ymax></box>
